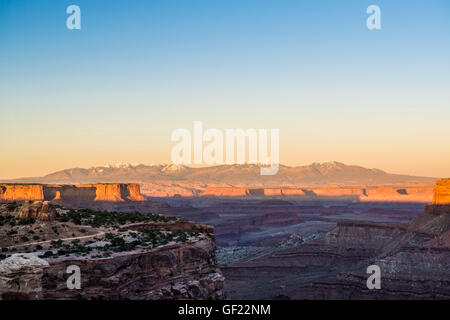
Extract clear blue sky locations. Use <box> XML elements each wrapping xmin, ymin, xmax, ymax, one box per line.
<box><xmin>1</xmin><ymin>0</ymin><xmax>450</xmax><ymax>178</ymax></box>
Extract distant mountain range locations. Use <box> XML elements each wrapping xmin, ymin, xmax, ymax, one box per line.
<box><xmin>2</xmin><ymin>162</ymin><xmax>438</xmax><ymax>186</ymax></box>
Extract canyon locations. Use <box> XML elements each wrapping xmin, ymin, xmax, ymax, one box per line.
<box><xmin>222</xmin><ymin>179</ymin><xmax>450</xmax><ymax>299</ymax></box>
<box><xmin>1</xmin><ymin>181</ymin><xmax>435</xmax><ymax>204</ymax></box>
<box><xmin>1</xmin><ymin>176</ymin><xmax>448</xmax><ymax>300</ymax></box>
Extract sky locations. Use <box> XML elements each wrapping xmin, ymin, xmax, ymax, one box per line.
<box><xmin>1</xmin><ymin>0</ymin><xmax>450</xmax><ymax>179</ymax></box>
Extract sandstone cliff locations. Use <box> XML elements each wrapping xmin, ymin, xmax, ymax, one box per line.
<box><xmin>0</xmin><ymin>184</ymin><xmax>44</xmax><ymax>201</ymax></box>
<box><xmin>0</xmin><ymin>183</ymin><xmax>146</xmax><ymax>204</ymax></box>
<box><xmin>433</xmin><ymin>179</ymin><xmax>450</xmax><ymax>204</ymax></box>
<box><xmin>141</xmin><ymin>183</ymin><xmax>433</xmax><ymax>202</ymax></box>
<box><xmin>16</xmin><ymin>201</ymin><xmax>56</xmax><ymax>222</ymax></box>
<box><xmin>42</xmin><ymin>235</ymin><xmax>224</xmax><ymax>300</ymax></box>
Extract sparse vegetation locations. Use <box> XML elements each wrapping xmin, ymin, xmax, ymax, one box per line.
<box><xmin>1</xmin><ymin>204</ymin><xmax>198</xmax><ymax>261</ymax></box>
<box><xmin>34</xmin><ymin>228</ymin><xmax>197</xmax><ymax>259</ymax></box>
<box><xmin>55</xmin><ymin>208</ymin><xmax>176</xmax><ymax>228</ymax></box>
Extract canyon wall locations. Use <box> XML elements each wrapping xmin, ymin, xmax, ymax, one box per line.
<box><xmin>0</xmin><ymin>183</ymin><xmax>146</xmax><ymax>204</ymax></box>
<box><xmin>433</xmin><ymin>179</ymin><xmax>450</xmax><ymax>204</ymax></box>
<box><xmin>0</xmin><ymin>184</ymin><xmax>44</xmax><ymax>201</ymax></box>
<box><xmin>42</xmin><ymin>235</ymin><xmax>224</xmax><ymax>300</ymax></box>
<box><xmin>0</xmin><ymin>218</ymin><xmax>225</xmax><ymax>300</ymax></box>
<box><xmin>141</xmin><ymin>183</ymin><xmax>433</xmax><ymax>202</ymax></box>
<box><xmin>200</xmin><ymin>186</ymin><xmax>433</xmax><ymax>202</ymax></box>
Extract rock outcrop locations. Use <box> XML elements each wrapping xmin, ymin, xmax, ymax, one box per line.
<box><xmin>0</xmin><ymin>183</ymin><xmax>146</xmax><ymax>205</ymax></box>
<box><xmin>0</xmin><ymin>184</ymin><xmax>44</xmax><ymax>202</ymax></box>
<box><xmin>42</xmin><ymin>235</ymin><xmax>224</xmax><ymax>300</ymax></box>
<box><xmin>0</xmin><ymin>208</ymin><xmax>225</xmax><ymax>300</ymax></box>
<box><xmin>433</xmin><ymin>179</ymin><xmax>450</xmax><ymax>204</ymax></box>
<box><xmin>15</xmin><ymin>201</ymin><xmax>57</xmax><ymax>222</ymax></box>
<box><xmin>0</xmin><ymin>254</ymin><xmax>49</xmax><ymax>300</ymax></box>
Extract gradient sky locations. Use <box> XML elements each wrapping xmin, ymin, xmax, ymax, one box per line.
<box><xmin>1</xmin><ymin>0</ymin><xmax>450</xmax><ymax>179</ymax></box>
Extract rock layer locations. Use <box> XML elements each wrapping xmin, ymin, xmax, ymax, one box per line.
<box><xmin>142</xmin><ymin>184</ymin><xmax>434</xmax><ymax>203</ymax></box>
<box><xmin>42</xmin><ymin>235</ymin><xmax>225</xmax><ymax>300</ymax></box>
<box><xmin>0</xmin><ymin>184</ymin><xmax>44</xmax><ymax>201</ymax></box>
<box><xmin>433</xmin><ymin>179</ymin><xmax>450</xmax><ymax>204</ymax></box>
<box><xmin>0</xmin><ymin>216</ymin><xmax>225</xmax><ymax>300</ymax></box>
<box><xmin>0</xmin><ymin>254</ymin><xmax>49</xmax><ymax>300</ymax></box>
<box><xmin>0</xmin><ymin>183</ymin><xmax>146</xmax><ymax>204</ymax></box>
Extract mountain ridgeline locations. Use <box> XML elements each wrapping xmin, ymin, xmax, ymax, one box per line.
<box><xmin>4</xmin><ymin>162</ymin><xmax>437</xmax><ymax>186</ymax></box>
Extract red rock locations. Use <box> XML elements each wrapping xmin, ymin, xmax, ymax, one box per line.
<box><xmin>0</xmin><ymin>184</ymin><xmax>44</xmax><ymax>202</ymax></box>
<box><xmin>433</xmin><ymin>179</ymin><xmax>450</xmax><ymax>204</ymax></box>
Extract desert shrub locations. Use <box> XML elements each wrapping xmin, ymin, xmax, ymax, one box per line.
<box><xmin>50</xmin><ymin>239</ymin><xmax>63</xmax><ymax>247</ymax></box>
<box><xmin>6</xmin><ymin>229</ymin><xmax>17</xmax><ymax>236</ymax></box>
<box><xmin>55</xmin><ymin>208</ymin><xmax>177</xmax><ymax>227</ymax></box>
<box><xmin>6</xmin><ymin>202</ymin><xmax>18</xmax><ymax>211</ymax></box>
<box><xmin>40</xmin><ymin>251</ymin><xmax>54</xmax><ymax>258</ymax></box>
<box><xmin>18</xmin><ymin>218</ymin><xmax>35</xmax><ymax>225</ymax></box>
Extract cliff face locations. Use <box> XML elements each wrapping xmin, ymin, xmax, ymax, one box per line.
<box><xmin>201</xmin><ymin>187</ymin><xmax>249</xmax><ymax>197</ymax></box>
<box><xmin>42</xmin><ymin>236</ymin><xmax>224</xmax><ymax>300</ymax></box>
<box><xmin>0</xmin><ymin>183</ymin><xmax>146</xmax><ymax>204</ymax></box>
<box><xmin>433</xmin><ymin>179</ymin><xmax>450</xmax><ymax>204</ymax></box>
<box><xmin>0</xmin><ymin>184</ymin><xmax>44</xmax><ymax>202</ymax></box>
<box><xmin>0</xmin><ymin>254</ymin><xmax>49</xmax><ymax>300</ymax></box>
<box><xmin>142</xmin><ymin>184</ymin><xmax>433</xmax><ymax>202</ymax></box>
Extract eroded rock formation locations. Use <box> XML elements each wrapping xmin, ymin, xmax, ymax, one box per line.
<box><xmin>0</xmin><ymin>184</ymin><xmax>44</xmax><ymax>202</ymax></box>
<box><xmin>141</xmin><ymin>183</ymin><xmax>434</xmax><ymax>203</ymax></box>
<box><xmin>0</xmin><ymin>183</ymin><xmax>146</xmax><ymax>204</ymax></box>
<box><xmin>0</xmin><ymin>254</ymin><xmax>49</xmax><ymax>300</ymax></box>
<box><xmin>0</xmin><ymin>210</ymin><xmax>225</xmax><ymax>300</ymax></box>
<box><xmin>16</xmin><ymin>201</ymin><xmax>56</xmax><ymax>222</ymax></box>
<box><xmin>433</xmin><ymin>179</ymin><xmax>450</xmax><ymax>204</ymax></box>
